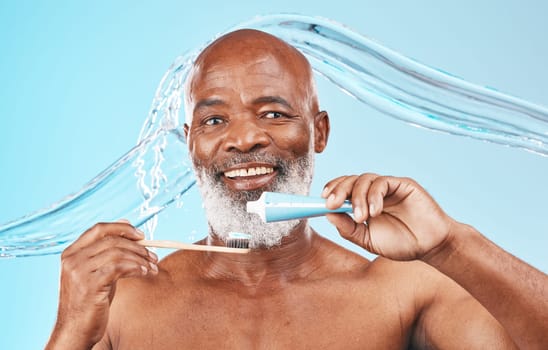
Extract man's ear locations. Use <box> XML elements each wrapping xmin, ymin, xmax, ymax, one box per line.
<box><xmin>183</xmin><ymin>123</ymin><xmax>190</xmax><ymax>143</ymax></box>
<box><xmin>314</xmin><ymin>111</ymin><xmax>330</xmax><ymax>153</ymax></box>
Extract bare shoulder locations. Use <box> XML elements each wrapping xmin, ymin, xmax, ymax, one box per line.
<box><xmin>360</xmin><ymin>251</ymin><xmax>516</xmax><ymax>348</ymax></box>
<box><xmin>311</xmin><ymin>234</ymin><xmax>442</xmax><ymax>313</ymax></box>
<box><xmin>301</xmin><ymin>235</ymin><xmax>448</xmax><ymax>347</ymax></box>
<box><xmin>114</xmin><ymin>249</ymin><xmax>202</xmax><ymax>299</ymax></box>
<box><xmin>314</xmin><ymin>233</ymin><xmax>440</xmax><ymax>287</ymax></box>
<box><xmin>314</xmin><ymin>234</ymin><xmax>483</xmax><ymax>312</ymax></box>
<box><xmin>315</xmin><ymin>238</ymin><xmax>515</xmax><ymax>348</ymax></box>
<box><xmin>103</xmin><ymin>250</ymin><xmax>203</xmax><ymax>343</ymax></box>
<box><xmin>367</xmin><ymin>254</ymin><xmax>447</xmax><ymax>287</ymax></box>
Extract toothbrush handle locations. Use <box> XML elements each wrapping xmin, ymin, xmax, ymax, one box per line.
<box><xmin>137</xmin><ymin>240</ymin><xmax>250</xmax><ymax>254</ymax></box>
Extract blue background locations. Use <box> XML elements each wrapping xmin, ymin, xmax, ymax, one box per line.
<box><xmin>1</xmin><ymin>1</ymin><xmax>547</xmax><ymax>348</ymax></box>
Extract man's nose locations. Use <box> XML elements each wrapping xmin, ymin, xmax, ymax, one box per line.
<box><xmin>223</xmin><ymin>119</ymin><xmax>270</xmax><ymax>153</ymax></box>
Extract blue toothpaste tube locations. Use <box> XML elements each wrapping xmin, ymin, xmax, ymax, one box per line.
<box><xmin>246</xmin><ymin>192</ymin><xmax>353</xmax><ymax>223</ymax></box>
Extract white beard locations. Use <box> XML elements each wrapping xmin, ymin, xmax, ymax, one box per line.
<box><xmin>193</xmin><ymin>151</ymin><xmax>314</xmax><ymax>248</ymax></box>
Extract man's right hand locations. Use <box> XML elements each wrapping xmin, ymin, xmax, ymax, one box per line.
<box><xmin>46</xmin><ymin>221</ymin><xmax>158</xmax><ymax>350</ymax></box>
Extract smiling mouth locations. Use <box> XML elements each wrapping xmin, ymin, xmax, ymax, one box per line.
<box><xmin>224</xmin><ymin>166</ymin><xmax>274</xmax><ymax>179</ymax></box>
<box><xmin>221</xmin><ymin>164</ymin><xmax>278</xmax><ymax>191</ymax></box>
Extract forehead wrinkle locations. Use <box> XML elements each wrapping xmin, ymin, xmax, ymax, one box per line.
<box><xmin>203</xmin><ymin>59</ymin><xmax>285</xmax><ymax>82</ymax></box>
<box><xmin>245</xmin><ymin>71</ymin><xmax>282</xmax><ymax>80</ymax></box>
<box><xmin>245</xmin><ymin>56</ymin><xmax>283</xmax><ymax>72</ymax></box>
<box><xmin>193</xmin><ymin>98</ymin><xmax>226</xmax><ymax>114</ymax></box>
<box><xmin>252</xmin><ymin>96</ymin><xmax>294</xmax><ymax>110</ymax></box>
<box><xmin>190</xmin><ymin>61</ymin><xmax>242</xmax><ymax>88</ymax></box>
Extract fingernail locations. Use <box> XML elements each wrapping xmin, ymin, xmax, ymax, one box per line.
<box><xmin>321</xmin><ymin>187</ymin><xmax>329</xmax><ymax>198</ymax></box>
<box><xmin>327</xmin><ymin>193</ymin><xmax>336</xmax><ymax>204</ymax></box>
<box><xmin>354</xmin><ymin>207</ymin><xmax>363</xmax><ymax>221</ymax></box>
<box><xmin>369</xmin><ymin>203</ymin><xmax>375</xmax><ymax>216</ymax></box>
<box><xmin>148</xmin><ymin>250</ymin><xmax>158</xmax><ymax>261</ymax></box>
<box><xmin>149</xmin><ymin>262</ymin><xmax>158</xmax><ymax>273</ymax></box>
<box><xmin>136</xmin><ymin>229</ymin><xmax>145</xmax><ymax>238</ymax></box>
<box><xmin>141</xmin><ymin>265</ymin><xmax>148</xmax><ymax>275</ymax></box>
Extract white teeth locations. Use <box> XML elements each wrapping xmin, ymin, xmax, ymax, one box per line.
<box><xmin>224</xmin><ymin>166</ymin><xmax>274</xmax><ymax>178</ymax></box>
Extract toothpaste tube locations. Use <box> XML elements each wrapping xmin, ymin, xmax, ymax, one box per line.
<box><xmin>246</xmin><ymin>192</ymin><xmax>353</xmax><ymax>223</ymax></box>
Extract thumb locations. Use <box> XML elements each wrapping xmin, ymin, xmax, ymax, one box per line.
<box><xmin>326</xmin><ymin>213</ymin><xmax>370</xmax><ymax>249</ymax></box>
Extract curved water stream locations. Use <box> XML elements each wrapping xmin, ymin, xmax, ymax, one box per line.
<box><xmin>1</xmin><ymin>14</ymin><xmax>547</xmax><ymax>257</ymax></box>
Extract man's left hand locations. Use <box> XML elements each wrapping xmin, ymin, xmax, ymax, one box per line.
<box><xmin>323</xmin><ymin>174</ymin><xmax>456</xmax><ymax>260</ymax></box>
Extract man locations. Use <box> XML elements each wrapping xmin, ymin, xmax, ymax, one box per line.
<box><xmin>46</xmin><ymin>29</ymin><xmax>547</xmax><ymax>349</ymax></box>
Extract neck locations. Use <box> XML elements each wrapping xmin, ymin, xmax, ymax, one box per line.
<box><xmin>199</xmin><ymin>221</ymin><xmax>323</xmax><ymax>290</ymax></box>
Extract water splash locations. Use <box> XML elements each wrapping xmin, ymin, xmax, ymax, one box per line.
<box><xmin>1</xmin><ymin>14</ymin><xmax>547</xmax><ymax>258</ymax></box>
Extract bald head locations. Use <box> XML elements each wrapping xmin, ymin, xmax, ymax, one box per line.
<box><xmin>192</xmin><ymin>29</ymin><xmax>313</xmax><ymax>76</ymax></box>
<box><xmin>184</xmin><ymin>29</ymin><xmax>319</xmax><ymax>123</ymax></box>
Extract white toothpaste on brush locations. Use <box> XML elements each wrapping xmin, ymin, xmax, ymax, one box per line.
<box><xmin>246</xmin><ymin>192</ymin><xmax>353</xmax><ymax>223</ymax></box>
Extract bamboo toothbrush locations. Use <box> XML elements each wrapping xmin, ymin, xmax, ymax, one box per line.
<box><xmin>137</xmin><ymin>232</ymin><xmax>251</xmax><ymax>254</ymax></box>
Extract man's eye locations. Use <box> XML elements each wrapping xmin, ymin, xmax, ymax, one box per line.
<box><xmin>263</xmin><ymin>111</ymin><xmax>285</xmax><ymax>119</ymax></box>
<box><xmin>204</xmin><ymin>116</ymin><xmax>224</xmax><ymax>125</ymax></box>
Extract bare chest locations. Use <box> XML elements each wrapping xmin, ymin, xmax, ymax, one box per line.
<box><xmin>112</xmin><ymin>281</ymin><xmax>416</xmax><ymax>349</ymax></box>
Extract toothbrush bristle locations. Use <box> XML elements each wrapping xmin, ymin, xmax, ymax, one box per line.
<box><xmin>226</xmin><ymin>239</ymin><xmax>250</xmax><ymax>249</ymax></box>
<box><xmin>226</xmin><ymin>232</ymin><xmax>251</xmax><ymax>249</ymax></box>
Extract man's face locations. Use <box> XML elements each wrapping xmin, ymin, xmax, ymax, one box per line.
<box><xmin>184</xmin><ymin>33</ymin><xmax>328</xmax><ymax>247</ymax></box>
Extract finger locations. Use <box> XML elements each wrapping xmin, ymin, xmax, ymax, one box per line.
<box><xmin>325</xmin><ymin>175</ymin><xmax>359</xmax><ymax>209</ymax></box>
<box><xmin>64</xmin><ymin>222</ymin><xmax>144</xmax><ymax>256</ymax></box>
<box><xmin>322</xmin><ymin>176</ymin><xmax>350</xmax><ymax>198</ymax></box>
<box><xmin>325</xmin><ymin>213</ymin><xmax>369</xmax><ymax>250</ymax></box>
<box><xmin>350</xmin><ymin>173</ymin><xmax>379</xmax><ymax>222</ymax></box>
<box><xmin>91</xmin><ymin>255</ymin><xmax>158</xmax><ymax>287</ymax></box>
<box><xmin>367</xmin><ymin>176</ymin><xmax>407</xmax><ymax>217</ymax></box>
<box><xmin>82</xmin><ymin>235</ymin><xmax>158</xmax><ymax>263</ymax></box>
<box><xmin>88</xmin><ymin>247</ymin><xmax>158</xmax><ymax>279</ymax></box>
